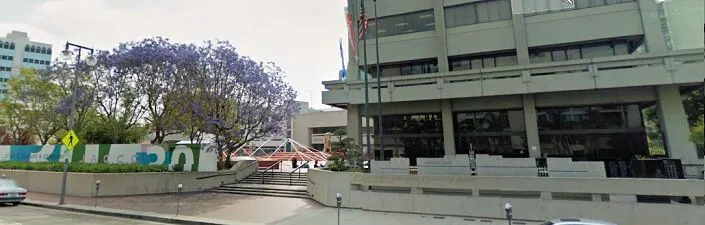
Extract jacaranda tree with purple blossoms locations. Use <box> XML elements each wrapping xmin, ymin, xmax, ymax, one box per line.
<box><xmin>189</xmin><ymin>41</ymin><xmax>298</xmax><ymax>166</ymax></box>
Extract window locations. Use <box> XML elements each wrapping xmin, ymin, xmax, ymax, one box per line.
<box><xmin>41</xmin><ymin>47</ymin><xmax>47</xmax><ymax>54</ymax></box>
<box><xmin>1</xmin><ymin>42</ymin><xmax>7</xmax><ymax>49</ymax></box>
<box><xmin>23</xmin><ymin>58</ymin><xmax>28</xmax><ymax>62</ymax></box>
<box><xmin>30</xmin><ymin>46</ymin><xmax>35</xmax><ymax>53</ymax></box>
<box><xmin>536</xmin><ymin>104</ymin><xmax>649</xmax><ymax>160</ymax></box>
<box><xmin>46</xmin><ymin>48</ymin><xmax>51</xmax><ymax>54</ymax></box>
<box><xmin>454</xmin><ymin>109</ymin><xmax>527</xmax><ymax>157</ymax></box>
<box><xmin>9</xmin><ymin>43</ymin><xmax>14</xmax><ymax>50</ymax></box>
<box><xmin>449</xmin><ymin>51</ymin><xmax>518</xmax><ymax>71</ymax></box>
<box><xmin>24</xmin><ymin>46</ymin><xmax>29</xmax><ymax>51</ymax></box>
<box><xmin>8</xmin><ymin>56</ymin><xmax>12</xmax><ymax>61</ymax></box>
<box><xmin>367</xmin><ymin>10</ymin><xmax>435</xmax><ymax>39</ymax></box>
<box><xmin>373</xmin><ymin>113</ymin><xmax>444</xmax><ymax>163</ymax></box>
<box><xmin>0</xmin><ymin>56</ymin><xmax>5</xmax><ymax>60</ymax></box>
<box><xmin>368</xmin><ymin>58</ymin><xmax>438</xmax><ymax>77</ymax></box>
<box><xmin>445</xmin><ymin>0</ymin><xmax>511</xmax><ymax>28</ymax></box>
<box><xmin>529</xmin><ymin>39</ymin><xmax>640</xmax><ymax>64</ymax></box>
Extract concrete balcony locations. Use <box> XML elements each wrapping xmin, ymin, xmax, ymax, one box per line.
<box><xmin>323</xmin><ymin>49</ymin><xmax>704</xmax><ymax>107</ymax></box>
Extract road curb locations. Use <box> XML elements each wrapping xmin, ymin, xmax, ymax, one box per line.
<box><xmin>21</xmin><ymin>200</ymin><xmax>259</xmax><ymax>225</ymax></box>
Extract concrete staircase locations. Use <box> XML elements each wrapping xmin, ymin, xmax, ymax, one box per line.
<box><xmin>212</xmin><ymin>171</ymin><xmax>309</xmax><ymax>199</ymax></box>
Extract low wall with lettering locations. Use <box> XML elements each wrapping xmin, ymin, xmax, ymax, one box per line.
<box><xmin>1</xmin><ymin>164</ymin><xmax>255</xmax><ymax>197</ymax></box>
<box><xmin>0</xmin><ymin>144</ymin><xmax>217</xmax><ymax>172</ymax></box>
<box><xmin>475</xmin><ymin>154</ymin><xmax>538</xmax><ymax>176</ymax></box>
<box><xmin>307</xmin><ymin>169</ymin><xmax>704</xmax><ymax>225</ymax></box>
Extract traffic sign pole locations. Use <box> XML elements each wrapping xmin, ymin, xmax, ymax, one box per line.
<box><xmin>59</xmin><ymin>130</ymin><xmax>79</xmax><ymax>205</ymax></box>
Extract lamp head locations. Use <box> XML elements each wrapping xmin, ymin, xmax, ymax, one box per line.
<box><xmin>504</xmin><ymin>203</ymin><xmax>512</xmax><ymax>211</ymax></box>
<box><xmin>178</xmin><ymin>184</ymin><xmax>183</xmax><ymax>189</ymax></box>
<box><xmin>60</xmin><ymin>49</ymin><xmax>74</xmax><ymax>61</ymax></box>
<box><xmin>85</xmin><ymin>55</ymin><xmax>97</xmax><ymax>66</ymax></box>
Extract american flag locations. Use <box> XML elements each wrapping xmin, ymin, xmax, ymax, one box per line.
<box><xmin>563</xmin><ymin>0</ymin><xmax>574</xmax><ymax>5</ymax></box>
<box><xmin>358</xmin><ymin>10</ymin><xmax>368</xmax><ymax>40</ymax></box>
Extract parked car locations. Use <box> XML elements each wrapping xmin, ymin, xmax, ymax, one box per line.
<box><xmin>0</xmin><ymin>179</ymin><xmax>27</xmax><ymax>206</ymax></box>
<box><xmin>542</xmin><ymin>218</ymin><xmax>618</xmax><ymax>225</ymax></box>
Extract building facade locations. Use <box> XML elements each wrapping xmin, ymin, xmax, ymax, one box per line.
<box><xmin>323</xmin><ymin>0</ymin><xmax>704</xmax><ymax>177</ymax></box>
<box><xmin>0</xmin><ymin>31</ymin><xmax>53</xmax><ymax>99</ymax></box>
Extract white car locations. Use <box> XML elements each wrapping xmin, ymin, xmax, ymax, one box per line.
<box><xmin>0</xmin><ymin>179</ymin><xmax>27</xmax><ymax>206</ymax></box>
<box><xmin>542</xmin><ymin>218</ymin><xmax>618</xmax><ymax>225</ymax></box>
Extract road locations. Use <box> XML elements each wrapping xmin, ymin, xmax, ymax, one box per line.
<box><xmin>0</xmin><ymin>205</ymin><xmax>168</xmax><ymax>225</ymax></box>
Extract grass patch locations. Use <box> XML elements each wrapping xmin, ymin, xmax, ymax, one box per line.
<box><xmin>0</xmin><ymin>161</ymin><xmax>169</xmax><ymax>173</ymax></box>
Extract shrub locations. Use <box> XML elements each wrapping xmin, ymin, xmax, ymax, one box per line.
<box><xmin>0</xmin><ymin>161</ymin><xmax>169</xmax><ymax>173</ymax></box>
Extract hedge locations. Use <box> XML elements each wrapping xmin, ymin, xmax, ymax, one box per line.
<box><xmin>0</xmin><ymin>161</ymin><xmax>169</xmax><ymax>173</ymax></box>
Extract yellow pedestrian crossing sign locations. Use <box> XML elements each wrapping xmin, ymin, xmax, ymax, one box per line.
<box><xmin>61</xmin><ymin>130</ymin><xmax>80</xmax><ymax>151</ymax></box>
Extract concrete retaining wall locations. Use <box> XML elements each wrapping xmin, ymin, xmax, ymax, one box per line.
<box><xmin>1</xmin><ymin>164</ymin><xmax>256</xmax><ymax>197</ymax></box>
<box><xmin>307</xmin><ymin>169</ymin><xmax>704</xmax><ymax>225</ymax></box>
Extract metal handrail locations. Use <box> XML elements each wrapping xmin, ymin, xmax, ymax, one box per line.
<box><xmin>289</xmin><ymin>161</ymin><xmax>309</xmax><ymax>185</ymax></box>
<box><xmin>262</xmin><ymin>160</ymin><xmax>283</xmax><ymax>184</ymax></box>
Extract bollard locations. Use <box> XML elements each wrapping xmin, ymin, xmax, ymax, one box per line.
<box><xmin>1</xmin><ymin>174</ymin><xmax>5</xmax><ymax>179</ymax></box>
<box><xmin>336</xmin><ymin>192</ymin><xmax>342</xmax><ymax>225</ymax></box>
<box><xmin>504</xmin><ymin>203</ymin><xmax>512</xmax><ymax>225</ymax></box>
<box><xmin>176</xmin><ymin>184</ymin><xmax>183</xmax><ymax>216</ymax></box>
<box><xmin>94</xmin><ymin>180</ymin><xmax>101</xmax><ymax>208</ymax></box>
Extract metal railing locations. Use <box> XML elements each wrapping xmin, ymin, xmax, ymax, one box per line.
<box><xmin>289</xmin><ymin>161</ymin><xmax>309</xmax><ymax>185</ymax></box>
<box><xmin>261</xmin><ymin>160</ymin><xmax>283</xmax><ymax>184</ymax></box>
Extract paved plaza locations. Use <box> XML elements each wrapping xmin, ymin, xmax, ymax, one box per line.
<box><xmin>23</xmin><ymin>192</ymin><xmax>538</xmax><ymax>225</ymax></box>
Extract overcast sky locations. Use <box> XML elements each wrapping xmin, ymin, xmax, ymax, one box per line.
<box><xmin>0</xmin><ymin>0</ymin><xmax>349</xmax><ymax>109</ymax></box>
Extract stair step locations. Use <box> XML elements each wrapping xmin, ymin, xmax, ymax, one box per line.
<box><xmin>217</xmin><ymin>187</ymin><xmax>306</xmax><ymax>195</ymax></box>
<box><xmin>240</xmin><ymin>181</ymin><xmax>308</xmax><ymax>186</ymax></box>
<box><xmin>221</xmin><ymin>183</ymin><xmax>307</xmax><ymax>192</ymax></box>
<box><xmin>239</xmin><ymin>180</ymin><xmax>308</xmax><ymax>185</ymax></box>
<box><xmin>243</xmin><ymin>178</ymin><xmax>307</xmax><ymax>182</ymax></box>
<box><xmin>211</xmin><ymin>190</ymin><xmax>309</xmax><ymax>199</ymax></box>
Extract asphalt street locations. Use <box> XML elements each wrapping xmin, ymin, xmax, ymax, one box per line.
<box><xmin>0</xmin><ymin>204</ymin><xmax>168</xmax><ymax>225</ymax></box>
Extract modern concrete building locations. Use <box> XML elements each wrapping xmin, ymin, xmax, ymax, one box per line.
<box><xmin>323</xmin><ymin>0</ymin><xmax>704</xmax><ymax>177</ymax></box>
<box><xmin>0</xmin><ymin>31</ymin><xmax>53</xmax><ymax>99</ymax></box>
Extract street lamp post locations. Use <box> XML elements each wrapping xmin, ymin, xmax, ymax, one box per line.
<box><xmin>58</xmin><ymin>42</ymin><xmax>97</xmax><ymax>205</ymax></box>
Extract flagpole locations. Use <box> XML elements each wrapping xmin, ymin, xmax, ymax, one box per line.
<box><xmin>373</xmin><ymin>0</ymin><xmax>383</xmax><ymax>161</ymax></box>
<box><xmin>360</xmin><ymin>0</ymin><xmax>372</xmax><ymax>168</ymax></box>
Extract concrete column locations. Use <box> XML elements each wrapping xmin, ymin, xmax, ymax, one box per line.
<box><xmin>441</xmin><ymin>99</ymin><xmax>456</xmax><ymax>157</ymax></box>
<box><xmin>523</xmin><ymin>95</ymin><xmax>541</xmax><ymax>158</ymax></box>
<box><xmin>433</xmin><ymin>0</ymin><xmax>450</xmax><ymax>72</ymax></box>
<box><xmin>637</xmin><ymin>0</ymin><xmax>669</xmax><ymax>53</ymax></box>
<box><xmin>347</xmin><ymin>104</ymin><xmax>362</xmax><ymax>147</ymax></box>
<box><xmin>510</xmin><ymin>0</ymin><xmax>530</xmax><ymax>65</ymax></box>
<box><xmin>655</xmin><ymin>85</ymin><xmax>701</xmax><ymax>176</ymax></box>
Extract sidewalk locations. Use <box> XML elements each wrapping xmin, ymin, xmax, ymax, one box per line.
<box><xmin>21</xmin><ymin>199</ymin><xmax>261</xmax><ymax>225</ymax></box>
<box><xmin>26</xmin><ymin>192</ymin><xmax>539</xmax><ymax>225</ymax></box>
<box><xmin>26</xmin><ymin>192</ymin><xmax>324</xmax><ymax>224</ymax></box>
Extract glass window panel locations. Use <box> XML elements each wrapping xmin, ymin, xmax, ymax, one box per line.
<box><xmin>497</xmin><ymin>0</ymin><xmax>512</xmax><ymax>20</ymax></box>
<box><xmin>429</xmin><ymin>63</ymin><xmax>439</xmax><ymax>73</ymax></box>
<box><xmin>471</xmin><ymin>58</ymin><xmax>483</xmax><ymax>69</ymax></box>
<box><xmin>405</xmin><ymin>13</ymin><xmax>418</xmax><ymax>34</ymax></box>
<box><xmin>566</xmin><ymin>48</ymin><xmax>581</xmax><ymax>60</ymax></box>
<box><xmin>614</xmin><ymin>43</ymin><xmax>629</xmax><ymax>55</ymax></box>
<box><xmin>487</xmin><ymin>0</ymin><xmax>501</xmax><ymax>21</ymax></box>
<box><xmin>383</xmin><ymin>65</ymin><xmax>401</xmax><ymax>77</ymax></box>
<box><xmin>476</xmin><ymin>1</ymin><xmax>490</xmax><ymax>23</ymax></box>
<box><xmin>589</xmin><ymin>0</ymin><xmax>606</xmax><ymax>7</ymax></box>
<box><xmin>581</xmin><ymin>44</ymin><xmax>614</xmax><ymax>58</ymax></box>
<box><xmin>455</xmin><ymin>112</ymin><xmax>476</xmax><ymax>132</ymax></box>
<box><xmin>530</xmin><ymin>51</ymin><xmax>550</xmax><ymax>63</ymax></box>
<box><xmin>465</xmin><ymin>4</ymin><xmax>478</xmax><ymax>25</ymax></box>
<box><xmin>495</xmin><ymin>55</ymin><xmax>517</xmax><ymax>67</ymax></box>
<box><xmin>401</xmin><ymin>65</ymin><xmax>412</xmax><ymax>75</ymax></box>
<box><xmin>417</xmin><ymin>10</ymin><xmax>435</xmax><ymax>31</ymax></box>
<box><xmin>445</xmin><ymin>6</ymin><xmax>460</xmax><ymax>28</ymax></box>
<box><xmin>451</xmin><ymin>59</ymin><xmax>471</xmax><ymax>71</ymax></box>
<box><xmin>411</xmin><ymin>64</ymin><xmax>424</xmax><ymax>75</ymax></box>
<box><xmin>483</xmin><ymin>57</ymin><xmax>495</xmax><ymax>68</ymax></box>
<box><xmin>552</xmin><ymin>50</ymin><xmax>567</xmax><ymax>61</ymax></box>
<box><xmin>605</xmin><ymin>0</ymin><xmax>620</xmax><ymax>4</ymax></box>
<box><xmin>367</xmin><ymin>20</ymin><xmax>377</xmax><ymax>39</ymax></box>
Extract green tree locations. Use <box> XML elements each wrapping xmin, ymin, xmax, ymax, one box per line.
<box><xmin>690</xmin><ymin>116</ymin><xmax>704</xmax><ymax>151</ymax></box>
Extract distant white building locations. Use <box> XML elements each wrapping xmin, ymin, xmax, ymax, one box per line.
<box><xmin>0</xmin><ymin>30</ymin><xmax>53</xmax><ymax>99</ymax></box>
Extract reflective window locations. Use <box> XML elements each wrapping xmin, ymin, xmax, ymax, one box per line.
<box><xmin>536</xmin><ymin>104</ymin><xmax>649</xmax><ymax>160</ymax></box>
<box><xmin>445</xmin><ymin>0</ymin><xmax>511</xmax><ymax>28</ymax></box>
<box><xmin>527</xmin><ymin>0</ymin><xmax>635</xmax><ymax>16</ymax></box>
<box><xmin>454</xmin><ymin>110</ymin><xmax>527</xmax><ymax>157</ymax></box>
<box><xmin>367</xmin><ymin>10</ymin><xmax>435</xmax><ymax>39</ymax></box>
<box><xmin>373</xmin><ymin>113</ymin><xmax>444</xmax><ymax>163</ymax></box>
<box><xmin>368</xmin><ymin>59</ymin><xmax>438</xmax><ymax>78</ymax></box>
<box><xmin>449</xmin><ymin>51</ymin><xmax>517</xmax><ymax>71</ymax></box>
<box><xmin>529</xmin><ymin>39</ymin><xmax>638</xmax><ymax>63</ymax></box>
